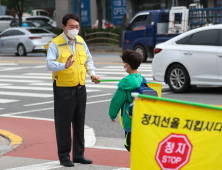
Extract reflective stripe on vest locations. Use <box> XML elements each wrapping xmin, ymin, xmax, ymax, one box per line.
<box><xmin>51</xmin><ymin>34</ymin><xmax>88</xmax><ymax>87</ymax></box>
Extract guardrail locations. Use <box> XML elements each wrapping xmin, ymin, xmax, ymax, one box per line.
<box><xmin>84</xmin><ymin>31</ymin><xmax>122</xmax><ymax>47</ymax></box>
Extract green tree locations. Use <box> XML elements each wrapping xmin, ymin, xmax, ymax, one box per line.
<box><xmin>1</xmin><ymin>0</ymin><xmax>15</xmax><ymax>10</ymax></box>
<box><xmin>12</xmin><ymin>0</ymin><xmax>24</xmax><ymax>26</ymax></box>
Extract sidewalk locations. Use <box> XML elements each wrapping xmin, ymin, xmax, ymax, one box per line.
<box><xmin>0</xmin><ymin>117</ymin><xmax>130</xmax><ymax>169</ymax></box>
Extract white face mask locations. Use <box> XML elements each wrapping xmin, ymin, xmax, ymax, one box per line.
<box><xmin>123</xmin><ymin>63</ymin><xmax>129</xmax><ymax>72</ymax></box>
<box><xmin>66</xmin><ymin>28</ymin><xmax>79</xmax><ymax>39</ymax></box>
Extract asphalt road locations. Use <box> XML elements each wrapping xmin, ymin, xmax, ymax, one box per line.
<box><xmin>0</xmin><ymin>52</ymin><xmax>222</xmax><ymax>169</ymax></box>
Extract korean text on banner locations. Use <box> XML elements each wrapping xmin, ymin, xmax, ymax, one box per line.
<box><xmin>131</xmin><ymin>95</ymin><xmax>222</xmax><ymax>170</ymax></box>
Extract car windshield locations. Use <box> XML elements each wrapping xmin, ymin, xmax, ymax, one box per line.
<box><xmin>27</xmin><ymin>29</ymin><xmax>49</xmax><ymax>34</ymax></box>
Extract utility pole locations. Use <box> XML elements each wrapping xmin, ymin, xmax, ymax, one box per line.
<box><xmin>78</xmin><ymin>0</ymin><xmax>82</xmax><ymax>36</ymax></box>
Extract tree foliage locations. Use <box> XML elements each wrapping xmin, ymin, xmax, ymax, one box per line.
<box><xmin>12</xmin><ymin>0</ymin><xmax>24</xmax><ymax>26</ymax></box>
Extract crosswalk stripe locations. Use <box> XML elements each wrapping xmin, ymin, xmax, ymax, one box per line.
<box><xmin>33</xmin><ymin>65</ymin><xmax>46</xmax><ymax>68</ymax></box>
<box><xmin>0</xmin><ymin>75</ymin><xmax>104</xmax><ymax>79</ymax></box>
<box><xmin>0</xmin><ymin>83</ymin><xmax>12</xmax><ymax>86</ymax></box>
<box><xmin>0</xmin><ymin>86</ymin><xmax>100</xmax><ymax>92</ymax></box>
<box><xmin>24</xmin><ymin>101</ymin><xmax>53</xmax><ymax>106</ymax></box>
<box><xmin>0</xmin><ymin>99</ymin><xmax>19</xmax><ymax>103</ymax></box>
<box><xmin>0</xmin><ymin>75</ymin><xmax>51</xmax><ymax>79</ymax></box>
<box><xmin>103</xmin><ymin>65</ymin><xmax>151</xmax><ymax>68</ymax></box>
<box><xmin>86</xmin><ymin>84</ymin><xmax>117</xmax><ymax>89</ymax></box>
<box><xmin>0</xmin><ymin>79</ymin><xmax>43</xmax><ymax>83</ymax></box>
<box><xmin>0</xmin><ymin>108</ymin><xmax>4</xmax><ymax>110</ymax></box>
<box><xmin>0</xmin><ymin>91</ymin><xmax>53</xmax><ymax>98</ymax></box>
<box><xmin>91</xmin><ymin>71</ymin><xmax>152</xmax><ymax>76</ymax></box>
<box><xmin>0</xmin><ymin>67</ymin><xmax>28</xmax><ymax>71</ymax></box>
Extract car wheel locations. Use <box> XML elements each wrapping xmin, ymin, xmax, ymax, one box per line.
<box><xmin>17</xmin><ymin>44</ymin><xmax>27</xmax><ymax>56</ymax></box>
<box><xmin>167</xmin><ymin>64</ymin><xmax>191</xmax><ymax>93</ymax></box>
<box><xmin>134</xmin><ymin>45</ymin><xmax>147</xmax><ymax>62</ymax></box>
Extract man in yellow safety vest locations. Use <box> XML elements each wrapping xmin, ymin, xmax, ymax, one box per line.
<box><xmin>46</xmin><ymin>14</ymin><xmax>100</xmax><ymax>167</ymax></box>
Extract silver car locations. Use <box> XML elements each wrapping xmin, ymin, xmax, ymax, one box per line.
<box><xmin>0</xmin><ymin>27</ymin><xmax>56</xmax><ymax>56</ymax></box>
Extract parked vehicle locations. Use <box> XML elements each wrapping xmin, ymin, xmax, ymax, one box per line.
<box><xmin>0</xmin><ymin>27</ymin><xmax>56</xmax><ymax>56</ymax></box>
<box><xmin>0</xmin><ymin>15</ymin><xmax>13</xmax><ymax>32</ymax></box>
<box><xmin>11</xmin><ymin>20</ymin><xmax>36</xmax><ymax>28</ymax></box>
<box><xmin>16</xmin><ymin>16</ymin><xmax>55</xmax><ymax>29</ymax></box>
<box><xmin>123</xmin><ymin>6</ymin><xmax>222</xmax><ymax>61</ymax></box>
<box><xmin>123</xmin><ymin>10</ymin><xmax>178</xmax><ymax>61</ymax></box>
<box><xmin>152</xmin><ymin>24</ymin><xmax>222</xmax><ymax>93</ymax></box>
<box><xmin>31</xmin><ymin>9</ymin><xmax>51</xmax><ymax>18</ymax></box>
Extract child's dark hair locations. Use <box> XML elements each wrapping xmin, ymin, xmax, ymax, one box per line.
<box><xmin>120</xmin><ymin>50</ymin><xmax>143</xmax><ymax>70</ymax></box>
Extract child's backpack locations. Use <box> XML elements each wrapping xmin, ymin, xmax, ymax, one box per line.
<box><xmin>128</xmin><ymin>77</ymin><xmax>158</xmax><ymax>116</ymax></box>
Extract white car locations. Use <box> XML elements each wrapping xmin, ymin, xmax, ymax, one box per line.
<box><xmin>152</xmin><ymin>24</ymin><xmax>222</xmax><ymax>93</ymax></box>
<box><xmin>0</xmin><ymin>15</ymin><xmax>13</xmax><ymax>32</ymax></box>
<box><xmin>0</xmin><ymin>27</ymin><xmax>56</xmax><ymax>56</ymax></box>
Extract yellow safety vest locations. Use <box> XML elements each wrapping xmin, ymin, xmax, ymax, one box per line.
<box><xmin>46</xmin><ymin>33</ymin><xmax>88</xmax><ymax>87</ymax></box>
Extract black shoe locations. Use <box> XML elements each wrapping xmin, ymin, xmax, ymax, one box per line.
<box><xmin>73</xmin><ymin>156</ymin><xmax>92</xmax><ymax>164</ymax></box>
<box><xmin>60</xmin><ymin>159</ymin><xmax>74</xmax><ymax>167</ymax></box>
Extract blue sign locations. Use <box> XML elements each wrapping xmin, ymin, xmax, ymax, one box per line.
<box><xmin>112</xmin><ymin>0</ymin><xmax>126</xmax><ymax>25</ymax></box>
<box><xmin>74</xmin><ymin>0</ymin><xmax>91</xmax><ymax>27</ymax></box>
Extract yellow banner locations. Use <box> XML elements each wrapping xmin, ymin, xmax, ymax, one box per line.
<box><xmin>131</xmin><ymin>96</ymin><xmax>222</xmax><ymax>170</ymax></box>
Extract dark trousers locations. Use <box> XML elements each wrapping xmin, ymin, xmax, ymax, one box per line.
<box><xmin>53</xmin><ymin>82</ymin><xmax>86</xmax><ymax>162</ymax></box>
<box><xmin>125</xmin><ymin>131</ymin><xmax>131</xmax><ymax>152</ymax></box>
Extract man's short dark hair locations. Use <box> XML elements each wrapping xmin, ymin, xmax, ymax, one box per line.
<box><xmin>62</xmin><ymin>14</ymin><xmax>79</xmax><ymax>26</ymax></box>
<box><xmin>120</xmin><ymin>50</ymin><xmax>143</xmax><ymax>70</ymax></box>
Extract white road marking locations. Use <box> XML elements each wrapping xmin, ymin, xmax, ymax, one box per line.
<box><xmin>95</xmin><ymin>68</ymin><xmax>152</xmax><ymax>71</ymax></box>
<box><xmin>0</xmin><ymin>79</ymin><xmax>43</xmax><ymax>83</ymax></box>
<box><xmin>0</xmin><ymin>86</ymin><xmax>100</xmax><ymax>92</ymax></box>
<box><xmin>24</xmin><ymin>93</ymin><xmax>112</xmax><ymax>107</ymax></box>
<box><xmin>88</xmin><ymin>93</ymin><xmax>113</xmax><ymax>98</ymax></box>
<box><xmin>0</xmin><ymin>75</ymin><xmax>51</xmax><ymax>79</ymax></box>
<box><xmin>0</xmin><ymin>91</ymin><xmax>53</xmax><ymax>98</ymax></box>
<box><xmin>90</xmin><ymin>76</ymin><xmax>154</xmax><ymax>81</ymax></box>
<box><xmin>28</xmin><ymin>81</ymin><xmax>119</xmax><ymax>86</ymax></box>
<box><xmin>23</xmin><ymin>73</ymin><xmax>51</xmax><ymax>76</ymax></box>
<box><xmin>113</xmin><ymin>168</ymin><xmax>130</xmax><ymax>170</ymax></box>
<box><xmin>0</xmin><ymin>99</ymin><xmax>18</xmax><ymax>103</ymax></box>
<box><xmin>0</xmin><ymin>107</ymin><xmax>54</xmax><ymax>117</ymax></box>
<box><xmin>0</xmin><ymin>108</ymin><xmax>4</xmax><ymax>110</ymax></box>
<box><xmin>0</xmin><ymin>67</ymin><xmax>28</xmax><ymax>71</ymax></box>
<box><xmin>0</xmin><ymin>75</ymin><xmax>104</xmax><ymax>79</ymax></box>
<box><xmin>86</xmin><ymin>84</ymin><xmax>117</xmax><ymax>89</ymax></box>
<box><xmin>2</xmin><ymin>100</ymin><xmax>111</xmax><ymax>116</ymax></box>
<box><xmin>103</xmin><ymin>65</ymin><xmax>151</xmax><ymax>68</ymax></box>
<box><xmin>0</xmin><ymin>63</ymin><xmax>18</xmax><ymax>66</ymax></box>
<box><xmin>4</xmin><ymin>161</ymin><xmax>63</xmax><ymax>170</ymax></box>
<box><xmin>92</xmin><ymin>71</ymin><xmax>152</xmax><ymax>76</ymax></box>
<box><xmin>33</xmin><ymin>65</ymin><xmax>46</xmax><ymax>68</ymax></box>
<box><xmin>87</xmin><ymin>99</ymin><xmax>111</xmax><ymax>104</ymax></box>
<box><xmin>0</xmin><ymin>83</ymin><xmax>12</xmax><ymax>86</ymax></box>
<box><xmin>93</xmin><ymin>146</ymin><xmax>126</xmax><ymax>151</ymax></box>
<box><xmin>23</xmin><ymin>101</ymin><xmax>53</xmax><ymax>107</ymax></box>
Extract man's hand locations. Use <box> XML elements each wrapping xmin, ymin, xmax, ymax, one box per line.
<box><xmin>111</xmin><ymin>119</ymin><xmax>116</xmax><ymax>122</ymax></box>
<box><xmin>65</xmin><ymin>54</ymin><xmax>75</xmax><ymax>69</ymax></box>
<box><xmin>91</xmin><ymin>75</ymin><xmax>100</xmax><ymax>84</ymax></box>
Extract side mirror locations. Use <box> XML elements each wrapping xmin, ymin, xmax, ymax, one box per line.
<box><xmin>125</xmin><ymin>23</ymin><xmax>131</xmax><ymax>30</ymax></box>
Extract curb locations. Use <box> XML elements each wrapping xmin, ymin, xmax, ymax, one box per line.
<box><xmin>0</xmin><ymin>129</ymin><xmax>23</xmax><ymax>148</ymax></box>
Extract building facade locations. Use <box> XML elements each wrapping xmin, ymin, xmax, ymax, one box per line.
<box><xmin>55</xmin><ymin>0</ymin><xmax>221</xmax><ymax>28</ymax></box>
